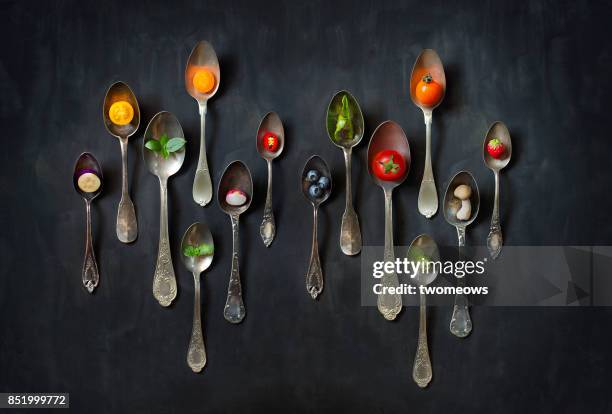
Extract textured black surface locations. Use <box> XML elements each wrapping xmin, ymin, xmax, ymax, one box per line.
<box><xmin>1</xmin><ymin>0</ymin><xmax>612</xmax><ymax>412</ymax></box>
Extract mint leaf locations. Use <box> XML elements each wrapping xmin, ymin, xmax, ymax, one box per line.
<box><xmin>159</xmin><ymin>133</ymin><xmax>169</xmax><ymax>147</ymax></box>
<box><xmin>161</xmin><ymin>147</ymin><xmax>169</xmax><ymax>159</ymax></box>
<box><xmin>166</xmin><ymin>137</ymin><xmax>186</xmax><ymax>153</ymax></box>
<box><xmin>145</xmin><ymin>140</ymin><xmax>162</xmax><ymax>152</ymax></box>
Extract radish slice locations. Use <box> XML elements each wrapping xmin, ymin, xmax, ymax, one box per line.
<box><xmin>77</xmin><ymin>170</ymin><xmax>101</xmax><ymax>193</ymax></box>
<box><xmin>225</xmin><ymin>188</ymin><xmax>247</xmax><ymax>206</ymax></box>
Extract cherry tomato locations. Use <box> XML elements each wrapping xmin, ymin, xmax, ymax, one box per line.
<box><xmin>263</xmin><ymin>132</ymin><xmax>279</xmax><ymax>152</ymax></box>
<box><xmin>415</xmin><ymin>73</ymin><xmax>443</xmax><ymax>107</ymax></box>
<box><xmin>372</xmin><ymin>150</ymin><xmax>406</xmax><ymax>181</ymax></box>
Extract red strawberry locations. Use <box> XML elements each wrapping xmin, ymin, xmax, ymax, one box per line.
<box><xmin>487</xmin><ymin>138</ymin><xmax>505</xmax><ymax>159</ymax></box>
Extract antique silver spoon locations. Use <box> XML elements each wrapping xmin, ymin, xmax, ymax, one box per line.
<box><xmin>407</xmin><ymin>234</ymin><xmax>440</xmax><ymax>388</ymax></box>
<box><xmin>301</xmin><ymin>155</ymin><xmax>332</xmax><ymax>299</ymax></box>
<box><xmin>143</xmin><ymin>111</ymin><xmax>186</xmax><ymax>307</ymax></box>
<box><xmin>483</xmin><ymin>121</ymin><xmax>512</xmax><ymax>259</ymax></box>
<box><xmin>180</xmin><ymin>222</ymin><xmax>214</xmax><ymax>373</ymax></box>
<box><xmin>326</xmin><ymin>90</ymin><xmax>364</xmax><ymax>256</ymax></box>
<box><xmin>73</xmin><ymin>152</ymin><xmax>103</xmax><ymax>293</ymax></box>
<box><xmin>443</xmin><ymin>171</ymin><xmax>480</xmax><ymax>338</ymax></box>
<box><xmin>218</xmin><ymin>161</ymin><xmax>253</xmax><ymax>323</ymax></box>
<box><xmin>103</xmin><ymin>81</ymin><xmax>140</xmax><ymax>243</ymax></box>
<box><xmin>410</xmin><ymin>49</ymin><xmax>446</xmax><ymax>219</ymax></box>
<box><xmin>367</xmin><ymin>121</ymin><xmax>411</xmax><ymax>320</ymax></box>
<box><xmin>185</xmin><ymin>40</ymin><xmax>220</xmax><ymax>207</ymax></box>
<box><xmin>255</xmin><ymin>112</ymin><xmax>284</xmax><ymax>247</ymax></box>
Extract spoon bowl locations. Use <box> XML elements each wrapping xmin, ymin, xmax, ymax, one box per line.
<box><xmin>326</xmin><ymin>90</ymin><xmax>364</xmax><ymax>148</ymax></box>
<box><xmin>218</xmin><ymin>161</ymin><xmax>254</xmax><ymax>215</ymax></box>
<box><xmin>185</xmin><ymin>41</ymin><xmax>221</xmax><ymax>103</ymax></box>
<box><xmin>180</xmin><ymin>222</ymin><xmax>214</xmax><ymax>274</ymax></box>
<box><xmin>483</xmin><ymin>121</ymin><xmax>512</xmax><ymax>171</ymax></box>
<box><xmin>180</xmin><ymin>222</ymin><xmax>214</xmax><ymax>372</ymax></box>
<box><xmin>143</xmin><ymin>111</ymin><xmax>186</xmax><ymax>178</ymax></box>
<box><xmin>103</xmin><ymin>81</ymin><xmax>140</xmax><ymax>138</ymax></box>
<box><xmin>367</xmin><ymin>121</ymin><xmax>411</xmax><ymax>191</ymax></box>
<box><xmin>301</xmin><ymin>155</ymin><xmax>332</xmax><ymax>207</ymax></box>
<box><xmin>409</xmin><ymin>49</ymin><xmax>446</xmax><ymax>112</ymax></box>
<box><xmin>73</xmin><ymin>152</ymin><xmax>103</xmax><ymax>201</ymax></box>
<box><xmin>256</xmin><ymin>112</ymin><xmax>285</xmax><ymax>160</ymax></box>
<box><xmin>443</xmin><ymin>171</ymin><xmax>480</xmax><ymax>228</ymax></box>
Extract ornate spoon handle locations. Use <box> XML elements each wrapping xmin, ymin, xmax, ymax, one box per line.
<box><xmin>193</xmin><ymin>103</ymin><xmax>213</xmax><ymax>206</ymax></box>
<box><xmin>340</xmin><ymin>147</ymin><xmax>361</xmax><ymax>256</ymax></box>
<box><xmin>306</xmin><ymin>207</ymin><xmax>323</xmax><ymax>299</ymax></box>
<box><xmin>378</xmin><ymin>189</ymin><xmax>402</xmax><ymax>320</ymax></box>
<box><xmin>153</xmin><ymin>178</ymin><xmax>177</xmax><ymax>307</ymax></box>
<box><xmin>413</xmin><ymin>292</ymin><xmax>432</xmax><ymax>387</ymax></box>
<box><xmin>450</xmin><ymin>227</ymin><xmax>472</xmax><ymax>338</ymax></box>
<box><xmin>260</xmin><ymin>160</ymin><xmax>275</xmax><ymax>247</ymax></box>
<box><xmin>82</xmin><ymin>200</ymin><xmax>99</xmax><ymax>293</ymax></box>
<box><xmin>417</xmin><ymin>112</ymin><xmax>438</xmax><ymax>218</ymax></box>
<box><xmin>487</xmin><ymin>170</ymin><xmax>503</xmax><ymax>259</ymax></box>
<box><xmin>224</xmin><ymin>214</ymin><xmax>246</xmax><ymax>323</ymax></box>
<box><xmin>187</xmin><ymin>272</ymin><xmax>206</xmax><ymax>372</ymax></box>
<box><xmin>116</xmin><ymin>137</ymin><xmax>137</xmax><ymax>243</ymax></box>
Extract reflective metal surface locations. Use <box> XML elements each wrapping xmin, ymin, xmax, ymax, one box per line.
<box><xmin>143</xmin><ymin>111</ymin><xmax>186</xmax><ymax>307</ymax></box>
<box><xmin>367</xmin><ymin>121</ymin><xmax>411</xmax><ymax>320</ymax></box>
<box><xmin>407</xmin><ymin>234</ymin><xmax>439</xmax><ymax>388</ymax></box>
<box><xmin>218</xmin><ymin>161</ymin><xmax>253</xmax><ymax>323</ymax></box>
<box><xmin>103</xmin><ymin>81</ymin><xmax>140</xmax><ymax>243</ymax></box>
<box><xmin>255</xmin><ymin>112</ymin><xmax>284</xmax><ymax>247</ymax></box>
<box><xmin>443</xmin><ymin>171</ymin><xmax>480</xmax><ymax>338</ymax></box>
<box><xmin>326</xmin><ymin>90</ymin><xmax>364</xmax><ymax>256</ymax></box>
<box><xmin>73</xmin><ymin>152</ymin><xmax>103</xmax><ymax>293</ymax></box>
<box><xmin>180</xmin><ymin>222</ymin><xmax>214</xmax><ymax>373</ymax></box>
<box><xmin>301</xmin><ymin>155</ymin><xmax>332</xmax><ymax>299</ymax></box>
<box><xmin>483</xmin><ymin>121</ymin><xmax>512</xmax><ymax>259</ymax></box>
<box><xmin>185</xmin><ymin>41</ymin><xmax>220</xmax><ymax>207</ymax></box>
<box><xmin>409</xmin><ymin>49</ymin><xmax>446</xmax><ymax>219</ymax></box>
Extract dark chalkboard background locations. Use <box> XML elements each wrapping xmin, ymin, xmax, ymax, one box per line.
<box><xmin>2</xmin><ymin>0</ymin><xmax>612</xmax><ymax>412</ymax></box>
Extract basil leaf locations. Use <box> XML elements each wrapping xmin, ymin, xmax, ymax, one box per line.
<box><xmin>159</xmin><ymin>133</ymin><xmax>169</xmax><ymax>147</ymax></box>
<box><xmin>161</xmin><ymin>147</ymin><xmax>169</xmax><ymax>159</ymax></box>
<box><xmin>166</xmin><ymin>137</ymin><xmax>186</xmax><ymax>153</ymax></box>
<box><xmin>145</xmin><ymin>140</ymin><xmax>162</xmax><ymax>152</ymax></box>
<box><xmin>197</xmin><ymin>243</ymin><xmax>214</xmax><ymax>256</ymax></box>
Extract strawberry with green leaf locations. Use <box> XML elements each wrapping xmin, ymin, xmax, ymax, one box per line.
<box><xmin>487</xmin><ymin>138</ymin><xmax>505</xmax><ymax>159</ymax></box>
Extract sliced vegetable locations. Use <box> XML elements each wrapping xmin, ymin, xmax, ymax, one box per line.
<box><xmin>183</xmin><ymin>243</ymin><xmax>214</xmax><ymax>257</ymax></box>
<box><xmin>108</xmin><ymin>101</ymin><xmax>134</xmax><ymax>126</ymax></box>
<box><xmin>263</xmin><ymin>132</ymin><xmax>280</xmax><ymax>153</ymax></box>
<box><xmin>192</xmin><ymin>69</ymin><xmax>216</xmax><ymax>94</ymax></box>
<box><xmin>77</xmin><ymin>169</ymin><xmax>101</xmax><ymax>193</ymax></box>
<box><xmin>225</xmin><ymin>189</ymin><xmax>248</xmax><ymax>206</ymax></box>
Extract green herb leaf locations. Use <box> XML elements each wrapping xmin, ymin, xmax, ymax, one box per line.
<box><xmin>159</xmin><ymin>133</ymin><xmax>169</xmax><ymax>147</ymax></box>
<box><xmin>145</xmin><ymin>140</ymin><xmax>162</xmax><ymax>152</ymax></box>
<box><xmin>161</xmin><ymin>147</ymin><xmax>169</xmax><ymax>159</ymax></box>
<box><xmin>334</xmin><ymin>94</ymin><xmax>354</xmax><ymax>142</ymax></box>
<box><xmin>197</xmin><ymin>243</ymin><xmax>214</xmax><ymax>256</ymax></box>
<box><xmin>166</xmin><ymin>137</ymin><xmax>186</xmax><ymax>153</ymax></box>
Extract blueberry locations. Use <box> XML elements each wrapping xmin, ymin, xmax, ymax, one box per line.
<box><xmin>317</xmin><ymin>176</ymin><xmax>330</xmax><ymax>190</ymax></box>
<box><xmin>306</xmin><ymin>170</ymin><xmax>320</xmax><ymax>183</ymax></box>
<box><xmin>308</xmin><ymin>184</ymin><xmax>322</xmax><ymax>198</ymax></box>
